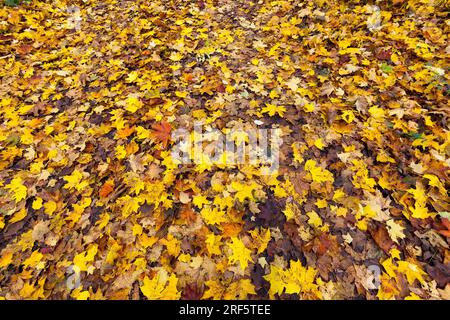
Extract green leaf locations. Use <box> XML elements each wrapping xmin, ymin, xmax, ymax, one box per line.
<box><xmin>381</xmin><ymin>63</ymin><xmax>393</xmax><ymax>74</ymax></box>
<box><xmin>5</xmin><ymin>0</ymin><xmax>20</xmax><ymax>6</ymax></box>
<box><xmin>407</xmin><ymin>131</ymin><xmax>423</xmax><ymax>140</ymax></box>
<box><xmin>439</xmin><ymin>212</ymin><xmax>450</xmax><ymax>219</ymax></box>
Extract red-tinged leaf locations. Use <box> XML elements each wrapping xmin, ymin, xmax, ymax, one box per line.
<box><xmin>369</xmin><ymin>224</ymin><xmax>394</xmax><ymax>254</ymax></box>
<box><xmin>437</xmin><ymin>218</ymin><xmax>450</xmax><ymax>237</ymax></box>
<box><xmin>15</xmin><ymin>44</ymin><xmax>33</xmax><ymax>55</ymax></box>
<box><xmin>99</xmin><ymin>182</ymin><xmax>114</xmax><ymax>198</ymax></box>
<box><xmin>145</xmin><ymin>98</ymin><xmax>164</xmax><ymax>107</ymax></box>
<box><xmin>376</xmin><ymin>49</ymin><xmax>392</xmax><ymax>60</ymax></box>
<box><xmin>181</xmin><ymin>284</ymin><xmax>203</xmax><ymax>300</ymax></box>
<box><xmin>151</xmin><ymin>121</ymin><xmax>172</xmax><ymax>148</ymax></box>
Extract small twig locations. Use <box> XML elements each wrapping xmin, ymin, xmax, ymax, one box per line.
<box><xmin>0</xmin><ymin>54</ymin><xmax>13</xmax><ymax>59</ymax></box>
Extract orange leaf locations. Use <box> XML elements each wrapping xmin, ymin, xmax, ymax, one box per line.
<box><xmin>438</xmin><ymin>218</ymin><xmax>450</xmax><ymax>237</ymax></box>
<box><xmin>150</xmin><ymin>121</ymin><xmax>172</xmax><ymax>149</ymax></box>
<box><xmin>221</xmin><ymin>223</ymin><xmax>242</xmax><ymax>237</ymax></box>
<box><xmin>369</xmin><ymin>224</ymin><xmax>394</xmax><ymax>254</ymax></box>
<box><xmin>146</xmin><ymin>98</ymin><xmax>164</xmax><ymax>107</ymax></box>
<box><xmin>99</xmin><ymin>182</ymin><xmax>114</xmax><ymax>198</ymax></box>
<box><xmin>116</xmin><ymin>126</ymin><xmax>134</xmax><ymax>139</ymax></box>
<box><xmin>15</xmin><ymin>44</ymin><xmax>33</xmax><ymax>55</ymax></box>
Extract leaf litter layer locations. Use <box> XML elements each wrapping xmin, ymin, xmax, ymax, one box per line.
<box><xmin>0</xmin><ymin>0</ymin><xmax>449</xmax><ymax>300</ymax></box>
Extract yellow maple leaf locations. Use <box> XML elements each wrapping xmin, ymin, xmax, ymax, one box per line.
<box><xmin>125</xmin><ymin>96</ymin><xmax>143</xmax><ymax>113</ymax></box>
<box><xmin>334</xmin><ymin>206</ymin><xmax>348</xmax><ymax>217</ymax></box>
<box><xmin>118</xmin><ymin>195</ymin><xmax>142</xmax><ymax>218</ymax></box>
<box><xmin>126</xmin><ymin>71</ymin><xmax>139</xmax><ymax>83</ymax></box>
<box><xmin>261</xmin><ymin>103</ymin><xmax>286</xmax><ymax>117</ymax></box>
<box><xmin>23</xmin><ymin>250</ymin><xmax>43</xmax><ymax>269</ymax></box>
<box><xmin>136</xmin><ymin>126</ymin><xmax>151</xmax><ymax>140</ymax></box>
<box><xmin>315</xmin><ymin>198</ymin><xmax>327</xmax><ymax>209</ymax></box>
<box><xmin>169</xmin><ymin>52</ymin><xmax>183</xmax><ymax>62</ymax></box>
<box><xmin>407</xmin><ymin>182</ymin><xmax>427</xmax><ymax>207</ymax></box>
<box><xmin>9</xmin><ymin>207</ymin><xmax>27</xmax><ymax>224</ymax></box>
<box><xmin>304</xmin><ymin>159</ymin><xmax>334</xmax><ymax>183</ymax></box>
<box><xmin>228</xmin><ymin>237</ymin><xmax>253</xmax><ymax>271</ymax></box>
<box><xmin>0</xmin><ymin>252</ymin><xmax>13</xmax><ymax>268</ymax></box>
<box><xmin>405</xmin><ymin>292</ymin><xmax>421</xmax><ymax>300</ymax></box>
<box><xmin>223</xmin><ymin>279</ymin><xmax>256</xmax><ymax>299</ymax></box>
<box><xmin>205</xmin><ymin>233</ymin><xmax>223</xmax><ymax>256</ymax></box>
<box><xmin>264</xmin><ymin>260</ymin><xmax>321</xmax><ymax>299</ymax></box>
<box><xmin>341</xmin><ymin>110</ymin><xmax>355</xmax><ymax>123</ymax></box>
<box><xmin>303</xmin><ymin>102</ymin><xmax>315</xmax><ymax>113</ymax></box>
<box><xmin>231</xmin><ymin>181</ymin><xmax>258</xmax><ymax>202</ymax></box>
<box><xmin>263</xmin><ymin>264</ymin><xmax>285</xmax><ymax>298</ymax></box>
<box><xmin>397</xmin><ymin>261</ymin><xmax>426</xmax><ymax>285</ymax></box>
<box><xmin>202</xmin><ymin>279</ymin><xmax>225</xmax><ymax>299</ymax></box>
<box><xmin>314</xmin><ymin>138</ymin><xmax>325</xmax><ymax>150</ymax></box>
<box><xmin>333</xmin><ymin>189</ymin><xmax>345</xmax><ymax>201</ymax></box>
<box><xmin>249</xmin><ymin>228</ymin><xmax>271</xmax><ymax>254</ymax></box>
<box><xmin>116</xmin><ymin>145</ymin><xmax>127</xmax><ymax>159</ymax></box>
<box><xmin>368</xmin><ymin>106</ymin><xmax>385</xmax><ymax>120</ymax></box>
<box><xmin>409</xmin><ymin>204</ymin><xmax>431</xmax><ymax>219</ymax></box>
<box><xmin>376</xmin><ymin>274</ymin><xmax>399</xmax><ymax>300</ymax></box>
<box><xmin>63</xmin><ymin>170</ymin><xmax>83</xmax><ymax>190</ymax></box>
<box><xmin>139</xmin><ymin>233</ymin><xmax>158</xmax><ymax>249</ymax></box>
<box><xmin>338</xmin><ymin>39</ymin><xmax>352</xmax><ymax>49</ymax></box>
<box><xmin>44</xmin><ymin>200</ymin><xmax>57</xmax><ymax>215</ymax></box>
<box><xmin>73</xmin><ymin>290</ymin><xmax>90</xmax><ymax>300</ymax></box>
<box><xmin>307</xmin><ymin>211</ymin><xmax>323</xmax><ymax>228</ymax></box>
<box><xmin>283</xmin><ymin>202</ymin><xmax>296</xmax><ymax>220</ymax></box>
<box><xmin>32</xmin><ymin>197</ymin><xmax>43</xmax><ymax>210</ymax></box>
<box><xmin>284</xmin><ymin>261</ymin><xmax>321</xmax><ymax>297</ymax></box>
<box><xmin>132</xmin><ymin>224</ymin><xmax>143</xmax><ymax>236</ymax></box>
<box><xmin>105</xmin><ymin>241</ymin><xmax>122</xmax><ymax>265</ymax></box>
<box><xmin>160</xmin><ymin>234</ymin><xmax>181</xmax><ymax>257</ymax></box>
<box><xmin>19</xmin><ymin>281</ymin><xmax>36</xmax><ymax>299</ymax></box>
<box><xmin>381</xmin><ymin>258</ymin><xmax>397</xmax><ymax>278</ymax></box>
<box><xmin>140</xmin><ymin>269</ymin><xmax>181</xmax><ymax>300</ymax></box>
<box><xmin>192</xmin><ymin>194</ymin><xmax>209</xmax><ymax>209</ymax></box>
<box><xmin>268</xmin><ymin>43</ymin><xmax>281</xmax><ymax>56</ymax></box>
<box><xmin>389</xmin><ymin>248</ymin><xmax>401</xmax><ymax>260</ymax></box>
<box><xmin>201</xmin><ymin>206</ymin><xmax>226</xmax><ymax>226</ymax></box>
<box><xmin>386</xmin><ymin>219</ymin><xmax>405</xmax><ymax>244</ymax></box>
<box><xmin>423</xmin><ymin>174</ymin><xmax>446</xmax><ymax>196</ymax></box>
<box><xmin>6</xmin><ymin>177</ymin><xmax>27</xmax><ymax>203</ymax></box>
<box><xmin>73</xmin><ymin>244</ymin><xmax>98</xmax><ymax>272</ymax></box>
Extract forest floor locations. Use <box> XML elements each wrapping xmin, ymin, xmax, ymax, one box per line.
<box><xmin>0</xmin><ymin>0</ymin><xmax>449</xmax><ymax>300</ymax></box>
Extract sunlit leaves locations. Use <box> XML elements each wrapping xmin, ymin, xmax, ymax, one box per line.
<box><xmin>5</xmin><ymin>177</ymin><xmax>27</xmax><ymax>202</ymax></box>
<box><xmin>125</xmin><ymin>96</ymin><xmax>142</xmax><ymax>113</ymax></box>
<box><xmin>203</xmin><ymin>279</ymin><xmax>255</xmax><ymax>300</ymax></box>
<box><xmin>63</xmin><ymin>170</ymin><xmax>87</xmax><ymax>191</ymax></box>
<box><xmin>227</xmin><ymin>237</ymin><xmax>253</xmax><ymax>271</ymax></box>
<box><xmin>264</xmin><ymin>260</ymin><xmax>322</xmax><ymax>299</ymax></box>
<box><xmin>0</xmin><ymin>0</ymin><xmax>447</xmax><ymax>302</ymax></box>
<box><xmin>73</xmin><ymin>244</ymin><xmax>98</xmax><ymax>272</ymax></box>
<box><xmin>261</xmin><ymin>103</ymin><xmax>286</xmax><ymax>117</ymax></box>
<box><xmin>140</xmin><ymin>270</ymin><xmax>181</xmax><ymax>300</ymax></box>
<box><xmin>304</xmin><ymin>160</ymin><xmax>334</xmax><ymax>184</ymax></box>
<box><xmin>205</xmin><ymin>234</ymin><xmax>223</xmax><ymax>256</ymax></box>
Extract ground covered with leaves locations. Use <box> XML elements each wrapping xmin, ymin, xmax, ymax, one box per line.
<box><xmin>0</xmin><ymin>0</ymin><xmax>449</xmax><ymax>300</ymax></box>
